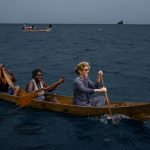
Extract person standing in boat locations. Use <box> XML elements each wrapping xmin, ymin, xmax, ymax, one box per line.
<box><xmin>73</xmin><ymin>61</ymin><xmax>107</xmax><ymax>106</ymax></box>
<box><xmin>49</xmin><ymin>24</ymin><xmax>52</xmax><ymax>28</ymax></box>
<box><xmin>0</xmin><ymin>64</ymin><xmax>20</xmax><ymax>96</ymax></box>
<box><xmin>26</xmin><ymin>68</ymin><xmax>61</xmax><ymax>101</ymax></box>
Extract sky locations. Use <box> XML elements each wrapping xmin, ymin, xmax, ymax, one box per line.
<box><xmin>0</xmin><ymin>0</ymin><xmax>150</xmax><ymax>24</ymax></box>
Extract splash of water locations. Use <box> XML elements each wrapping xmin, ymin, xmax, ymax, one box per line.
<box><xmin>88</xmin><ymin>114</ymin><xmax>130</xmax><ymax>124</ymax></box>
<box><xmin>100</xmin><ymin>114</ymin><xmax>130</xmax><ymax>124</ymax></box>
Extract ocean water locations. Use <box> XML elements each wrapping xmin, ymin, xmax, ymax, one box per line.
<box><xmin>0</xmin><ymin>24</ymin><xmax>150</xmax><ymax>150</ymax></box>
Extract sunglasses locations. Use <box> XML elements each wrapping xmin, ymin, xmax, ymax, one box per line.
<box><xmin>83</xmin><ymin>68</ymin><xmax>89</xmax><ymax>71</ymax></box>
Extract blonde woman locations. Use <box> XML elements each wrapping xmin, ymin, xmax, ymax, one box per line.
<box><xmin>73</xmin><ymin>61</ymin><xmax>107</xmax><ymax>106</ymax></box>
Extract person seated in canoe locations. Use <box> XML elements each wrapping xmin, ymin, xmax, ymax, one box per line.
<box><xmin>0</xmin><ymin>64</ymin><xmax>20</xmax><ymax>96</ymax></box>
<box><xmin>73</xmin><ymin>61</ymin><xmax>107</xmax><ymax>106</ymax></box>
<box><xmin>26</xmin><ymin>68</ymin><xmax>63</xmax><ymax>101</ymax></box>
<box><xmin>23</xmin><ymin>24</ymin><xmax>33</xmax><ymax>30</ymax></box>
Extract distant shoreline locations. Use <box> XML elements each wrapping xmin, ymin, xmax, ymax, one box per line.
<box><xmin>0</xmin><ymin>23</ymin><xmax>150</xmax><ymax>25</ymax></box>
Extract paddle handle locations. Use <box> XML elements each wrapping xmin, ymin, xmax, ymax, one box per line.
<box><xmin>100</xmin><ymin>74</ymin><xmax>112</xmax><ymax>116</ymax></box>
<box><xmin>45</xmin><ymin>78</ymin><xmax>64</xmax><ymax>91</ymax></box>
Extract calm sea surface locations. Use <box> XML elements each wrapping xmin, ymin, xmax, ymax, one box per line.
<box><xmin>0</xmin><ymin>24</ymin><xmax>150</xmax><ymax>150</ymax></box>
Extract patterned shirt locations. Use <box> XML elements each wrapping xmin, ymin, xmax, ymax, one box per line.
<box><xmin>73</xmin><ymin>76</ymin><xmax>100</xmax><ymax>105</ymax></box>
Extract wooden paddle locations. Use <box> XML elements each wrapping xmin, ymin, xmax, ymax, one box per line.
<box><xmin>100</xmin><ymin>74</ymin><xmax>112</xmax><ymax>116</ymax></box>
<box><xmin>0</xmin><ymin>67</ymin><xmax>2</xmax><ymax>79</ymax></box>
<box><xmin>1</xmin><ymin>67</ymin><xmax>15</xmax><ymax>89</ymax></box>
<box><xmin>18</xmin><ymin>78</ymin><xmax>64</xmax><ymax>107</ymax></box>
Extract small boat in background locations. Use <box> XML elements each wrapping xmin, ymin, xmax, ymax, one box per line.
<box><xmin>22</xmin><ymin>24</ymin><xmax>52</xmax><ymax>32</ymax></box>
<box><xmin>117</xmin><ymin>20</ymin><xmax>123</xmax><ymax>25</ymax></box>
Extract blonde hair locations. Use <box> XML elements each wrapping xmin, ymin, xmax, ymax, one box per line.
<box><xmin>75</xmin><ymin>61</ymin><xmax>90</xmax><ymax>74</ymax></box>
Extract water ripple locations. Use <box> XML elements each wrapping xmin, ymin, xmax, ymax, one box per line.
<box><xmin>14</xmin><ymin>123</ymin><xmax>43</xmax><ymax>135</ymax></box>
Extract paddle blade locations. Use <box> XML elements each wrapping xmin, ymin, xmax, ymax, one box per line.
<box><xmin>17</xmin><ymin>92</ymin><xmax>36</xmax><ymax>107</ymax></box>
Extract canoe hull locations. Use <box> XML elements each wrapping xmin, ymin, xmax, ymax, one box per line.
<box><xmin>22</xmin><ymin>28</ymin><xmax>52</xmax><ymax>32</ymax></box>
<box><xmin>0</xmin><ymin>92</ymin><xmax>150</xmax><ymax>121</ymax></box>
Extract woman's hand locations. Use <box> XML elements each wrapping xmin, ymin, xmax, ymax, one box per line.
<box><xmin>43</xmin><ymin>87</ymin><xmax>47</xmax><ymax>90</ymax></box>
<box><xmin>97</xmin><ymin>70</ymin><xmax>103</xmax><ymax>82</ymax></box>
<box><xmin>98</xmin><ymin>70</ymin><xmax>103</xmax><ymax>76</ymax></box>
<box><xmin>94</xmin><ymin>87</ymin><xmax>107</xmax><ymax>93</ymax></box>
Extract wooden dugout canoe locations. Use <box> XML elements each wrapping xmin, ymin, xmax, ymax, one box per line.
<box><xmin>0</xmin><ymin>91</ymin><xmax>150</xmax><ymax>121</ymax></box>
